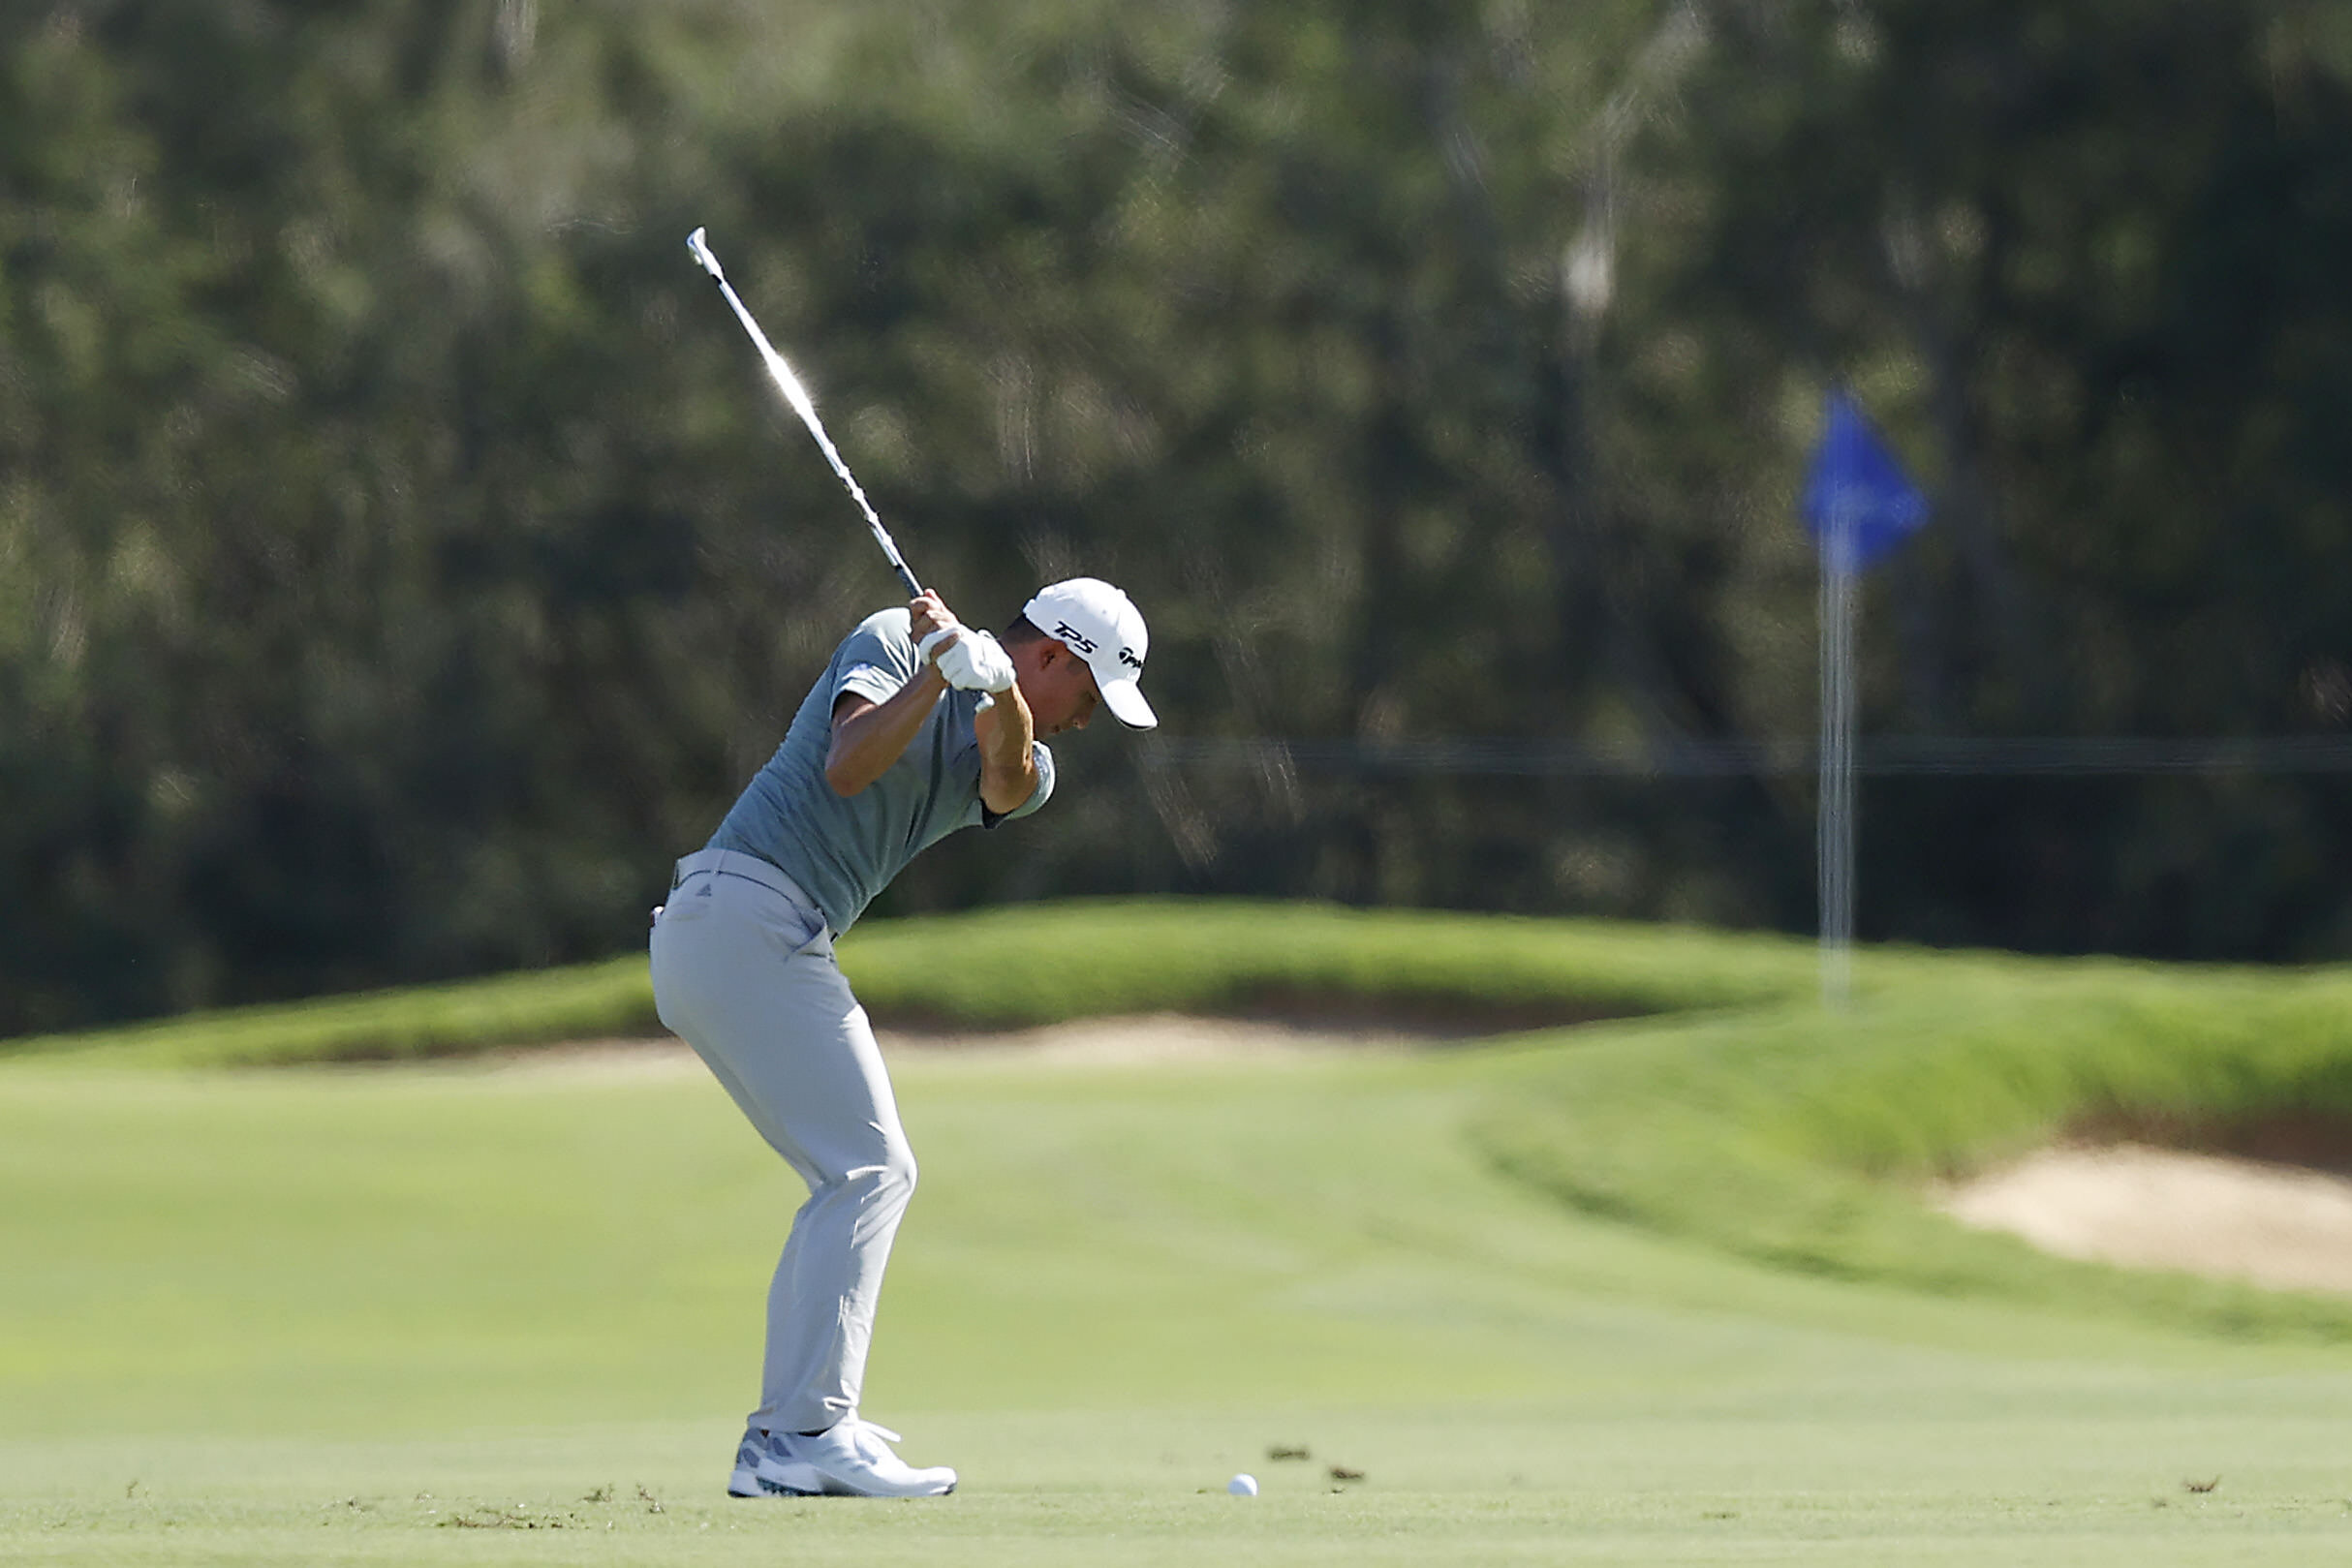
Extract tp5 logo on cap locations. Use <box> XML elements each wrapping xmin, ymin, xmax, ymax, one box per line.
<box><xmin>1023</xmin><ymin>578</ymin><xmax>1156</xmax><ymax>731</ymax></box>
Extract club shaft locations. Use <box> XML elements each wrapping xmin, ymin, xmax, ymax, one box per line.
<box><xmin>689</xmin><ymin>231</ymin><xmax>923</xmax><ymax>599</ymax></box>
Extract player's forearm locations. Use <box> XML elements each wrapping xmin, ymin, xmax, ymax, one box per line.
<box><xmin>974</xmin><ymin>685</ymin><xmax>1038</xmax><ymax>815</ymax></box>
<box><xmin>825</xmin><ymin>671</ymin><xmax>949</xmax><ymax>796</ymax></box>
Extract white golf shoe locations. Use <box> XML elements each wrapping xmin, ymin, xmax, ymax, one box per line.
<box><xmin>727</xmin><ymin>1426</ymin><xmax>822</xmax><ymax>1497</ymax></box>
<box><xmin>781</xmin><ymin>1417</ymin><xmax>958</xmax><ymax>1497</ymax></box>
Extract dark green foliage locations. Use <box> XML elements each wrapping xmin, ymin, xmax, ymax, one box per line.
<box><xmin>5</xmin><ymin>1</ymin><xmax>2352</xmax><ymax>1030</ymax></box>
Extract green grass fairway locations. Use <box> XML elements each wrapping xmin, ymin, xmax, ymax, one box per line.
<box><xmin>8</xmin><ymin>1026</ymin><xmax>2352</xmax><ymax>1565</ymax></box>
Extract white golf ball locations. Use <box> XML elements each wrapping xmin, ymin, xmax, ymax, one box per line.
<box><xmin>1227</xmin><ymin>1473</ymin><xmax>1258</xmax><ymax>1496</ymax></box>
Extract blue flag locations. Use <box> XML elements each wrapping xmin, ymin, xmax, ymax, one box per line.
<box><xmin>1801</xmin><ymin>389</ymin><xmax>1928</xmax><ymax>572</ymax></box>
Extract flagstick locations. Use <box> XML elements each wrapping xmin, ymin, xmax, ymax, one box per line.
<box><xmin>1818</xmin><ymin>511</ymin><xmax>1856</xmax><ymax>1009</ymax></box>
<box><xmin>1801</xmin><ymin>388</ymin><xmax>1921</xmax><ymax>1012</ymax></box>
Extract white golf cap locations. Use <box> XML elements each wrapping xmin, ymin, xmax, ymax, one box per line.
<box><xmin>1023</xmin><ymin>577</ymin><xmax>1156</xmax><ymax>730</ymax></box>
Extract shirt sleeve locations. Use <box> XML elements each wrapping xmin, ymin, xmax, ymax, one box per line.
<box><xmin>981</xmin><ymin>741</ymin><xmax>1055</xmax><ymax>828</ymax></box>
<box><xmin>831</xmin><ymin>613</ymin><xmax>918</xmax><ymax>709</ymax></box>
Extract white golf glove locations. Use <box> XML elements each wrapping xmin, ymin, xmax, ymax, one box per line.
<box><xmin>915</xmin><ymin>619</ymin><xmax>964</xmax><ymax>666</ymax></box>
<box><xmin>936</xmin><ymin>629</ymin><xmax>1015</xmax><ymax>693</ymax></box>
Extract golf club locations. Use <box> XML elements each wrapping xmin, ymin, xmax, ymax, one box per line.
<box><xmin>686</xmin><ymin>227</ymin><xmax>924</xmax><ymax>599</ymax></box>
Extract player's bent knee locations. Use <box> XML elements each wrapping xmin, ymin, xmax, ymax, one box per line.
<box><xmin>824</xmin><ymin>1149</ymin><xmax>915</xmax><ymax>1208</ymax></box>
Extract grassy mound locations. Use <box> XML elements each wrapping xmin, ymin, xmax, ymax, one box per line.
<box><xmin>0</xmin><ymin>899</ymin><xmax>1811</xmax><ymax>1068</ymax></box>
<box><xmin>1476</xmin><ymin>955</ymin><xmax>2352</xmax><ymax>1342</ymax></box>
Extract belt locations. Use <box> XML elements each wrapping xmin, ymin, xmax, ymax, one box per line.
<box><xmin>670</xmin><ymin>847</ymin><xmax>820</xmax><ymax>916</ymax></box>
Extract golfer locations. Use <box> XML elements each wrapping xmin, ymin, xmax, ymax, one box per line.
<box><xmin>650</xmin><ymin>577</ymin><xmax>1155</xmax><ymax>1498</ymax></box>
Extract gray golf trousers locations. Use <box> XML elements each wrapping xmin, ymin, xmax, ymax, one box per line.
<box><xmin>648</xmin><ymin>847</ymin><xmax>915</xmax><ymax>1436</ymax></box>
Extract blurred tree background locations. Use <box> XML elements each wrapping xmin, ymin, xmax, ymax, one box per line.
<box><xmin>4</xmin><ymin>0</ymin><xmax>2350</xmax><ymax>1032</ymax></box>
